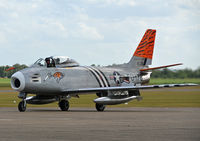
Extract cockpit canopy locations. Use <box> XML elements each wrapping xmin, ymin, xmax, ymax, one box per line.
<box><xmin>33</xmin><ymin>56</ymin><xmax>79</xmax><ymax>68</ymax></box>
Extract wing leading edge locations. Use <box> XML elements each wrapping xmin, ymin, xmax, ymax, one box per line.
<box><xmin>62</xmin><ymin>83</ymin><xmax>198</xmax><ymax>94</ymax></box>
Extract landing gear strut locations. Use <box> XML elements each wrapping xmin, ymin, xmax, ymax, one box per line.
<box><xmin>18</xmin><ymin>100</ymin><xmax>26</xmax><ymax>112</ymax></box>
<box><xmin>96</xmin><ymin>103</ymin><xmax>105</xmax><ymax>111</ymax></box>
<box><xmin>59</xmin><ymin>100</ymin><xmax>69</xmax><ymax>111</ymax></box>
<box><xmin>18</xmin><ymin>92</ymin><xmax>27</xmax><ymax>112</ymax></box>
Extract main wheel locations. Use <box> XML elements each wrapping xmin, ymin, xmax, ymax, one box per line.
<box><xmin>18</xmin><ymin>101</ymin><xmax>26</xmax><ymax>112</ymax></box>
<box><xmin>96</xmin><ymin>103</ymin><xmax>105</xmax><ymax>111</ymax></box>
<box><xmin>59</xmin><ymin>100</ymin><xmax>69</xmax><ymax>111</ymax></box>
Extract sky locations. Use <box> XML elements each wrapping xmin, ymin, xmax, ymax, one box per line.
<box><xmin>0</xmin><ymin>0</ymin><xmax>199</xmax><ymax>69</ymax></box>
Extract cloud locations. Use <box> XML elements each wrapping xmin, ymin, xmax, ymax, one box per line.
<box><xmin>174</xmin><ymin>0</ymin><xmax>200</xmax><ymax>9</ymax></box>
<box><xmin>86</xmin><ymin>0</ymin><xmax>136</xmax><ymax>7</ymax></box>
<box><xmin>0</xmin><ymin>0</ymin><xmax>199</xmax><ymax>69</ymax></box>
<box><xmin>76</xmin><ymin>23</ymin><xmax>104</xmax><ymax>40</ymax></box>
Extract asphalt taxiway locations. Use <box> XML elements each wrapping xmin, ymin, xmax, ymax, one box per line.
<box><xmin>0</xmin><ymin>107</ymin><xmax>200</xmax><ymax>141</ymax></box>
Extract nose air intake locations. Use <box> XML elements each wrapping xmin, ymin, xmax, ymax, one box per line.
<box><xmin>11</xmin><ymin>71</ymin><xmax>25</xmax><ymax>92</ymax></box>
<box><xmin>14</xmin><ymin>78</ymin><xmax>21</xmax><ymax>88</ymax></box>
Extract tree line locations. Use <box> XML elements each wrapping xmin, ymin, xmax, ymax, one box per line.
<box><xmin>0</xmin><ymin>64</ymin><xmax>28</xmax><ymax>78</ymax></box>
<box><xmin>151</xmin><ymin>68</ymin><xmax>200</xmax><ymax>78</ymax></box>
<box><xmin>0</xmin><ymin>64</ymin><xmax>200</xmax><ymax>79</ymax></box>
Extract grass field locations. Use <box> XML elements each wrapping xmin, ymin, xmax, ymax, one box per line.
<box><xmin>0</xmin><ymin>78</ymin><xmax>11</xmax><ymax>87</ymax></box>
<box><xmin>0</xmin><ymin>78</ymin><xmax>200</xmax><ymax>108</ymax></box>
<box><xmin>150</xmin><ymin>78</ymin><xmax>200</xmax><ymax>85</ymax></box>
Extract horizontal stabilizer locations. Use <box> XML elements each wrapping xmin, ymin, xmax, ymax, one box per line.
<box><xmin>140</xmin><ymin>63</ymin><xmax>183</xmax><ymax>71</ymax></box>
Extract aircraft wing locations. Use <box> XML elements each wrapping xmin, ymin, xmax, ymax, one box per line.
<box><xmin>63</xmin><ymin>83</ymin><xmax>198</xmax><ymax>94</ymax></box>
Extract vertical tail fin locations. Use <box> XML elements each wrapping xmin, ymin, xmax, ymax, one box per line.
<box><xmin>128</xmin><ymin>29</ymin><xmax>156</xmax><ymax>68</ymax></box>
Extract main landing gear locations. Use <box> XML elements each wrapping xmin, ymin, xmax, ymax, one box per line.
<box><xmin>95</xmin><ymin>92</ymin><xmax>106</xmax><ymax>112</ymax></box>
<box><xmin>59</xmin><ymin>100</ymin><xmax>69</xmax><ymax>111</ymax></box>
<box><xmin>96</xmin><ymin>103</ymin><xmax>105</xmax><ymax>111</ymax></box>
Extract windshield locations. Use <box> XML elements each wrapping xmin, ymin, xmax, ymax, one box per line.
<box><xmin>33</xmin><ymin>58</ymin><xmax>45</xmax><ymax>66</ymax></box>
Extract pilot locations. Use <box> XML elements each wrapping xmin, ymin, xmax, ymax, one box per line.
<box><xmin>45</xmin><ymin>58</ymin><xmax>51</xmax><ymax>67</ymax></box>
<box><xmin>51</xmin><ymin>59</ymin><xmax>55</xmax><ymax>67</ymax></box>
<box><xmin>45</xmin><ymin>57</ymin><xmax>56</xmax><ymax>67</ymax></box>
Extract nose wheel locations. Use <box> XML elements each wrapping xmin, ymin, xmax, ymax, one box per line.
<box><xmin>18</xmin><ymin>100</ymin><xmax>26</xmax><ymax>112</ymax></box>
<box><xmin>59</xmin><ymin>100</ymin><xmax>69</xmax><ymax>111</ymax></box>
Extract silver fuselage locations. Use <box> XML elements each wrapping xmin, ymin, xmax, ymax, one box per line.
<box><xmin>11</xmin><ymin>65</ymin><xmax>147</xmax><ymax>96</ymax></box>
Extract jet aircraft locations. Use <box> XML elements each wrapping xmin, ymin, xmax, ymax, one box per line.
<box><xmin>10</xmin><ymin>29</ymin><xmax>197</xmax><ymax>112</ymax></box>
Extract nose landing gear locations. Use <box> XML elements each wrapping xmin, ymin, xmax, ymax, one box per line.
<box><xmin>18</xmin><ymin>100</ymin><xmax>26</xmax><ymax>112</ymax></box>
<box><xmin>18</xmin><ymin>92</ymin><xmax>27</xmax><ymax>112</ymax></box>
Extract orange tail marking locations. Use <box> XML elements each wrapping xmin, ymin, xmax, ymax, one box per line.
<box><xmin>133</xmin><ymin>29</ymin><xmax>156</xmax><ymax>59</ymax></box>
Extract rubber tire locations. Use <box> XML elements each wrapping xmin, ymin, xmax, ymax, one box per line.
<box><xmin>18</xmin><ymin>101</ymin><xmax>26</xmax><ymax>112</ymax></box>
<box><xmin>96</xmin><ymin>103</ymin><xmax>105</xmax><ymax>111</ymax></box>
<box><xmin>59</xmin><ymin>100</ymin><xmax>69</xmax><ymax>111</ymax></box>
